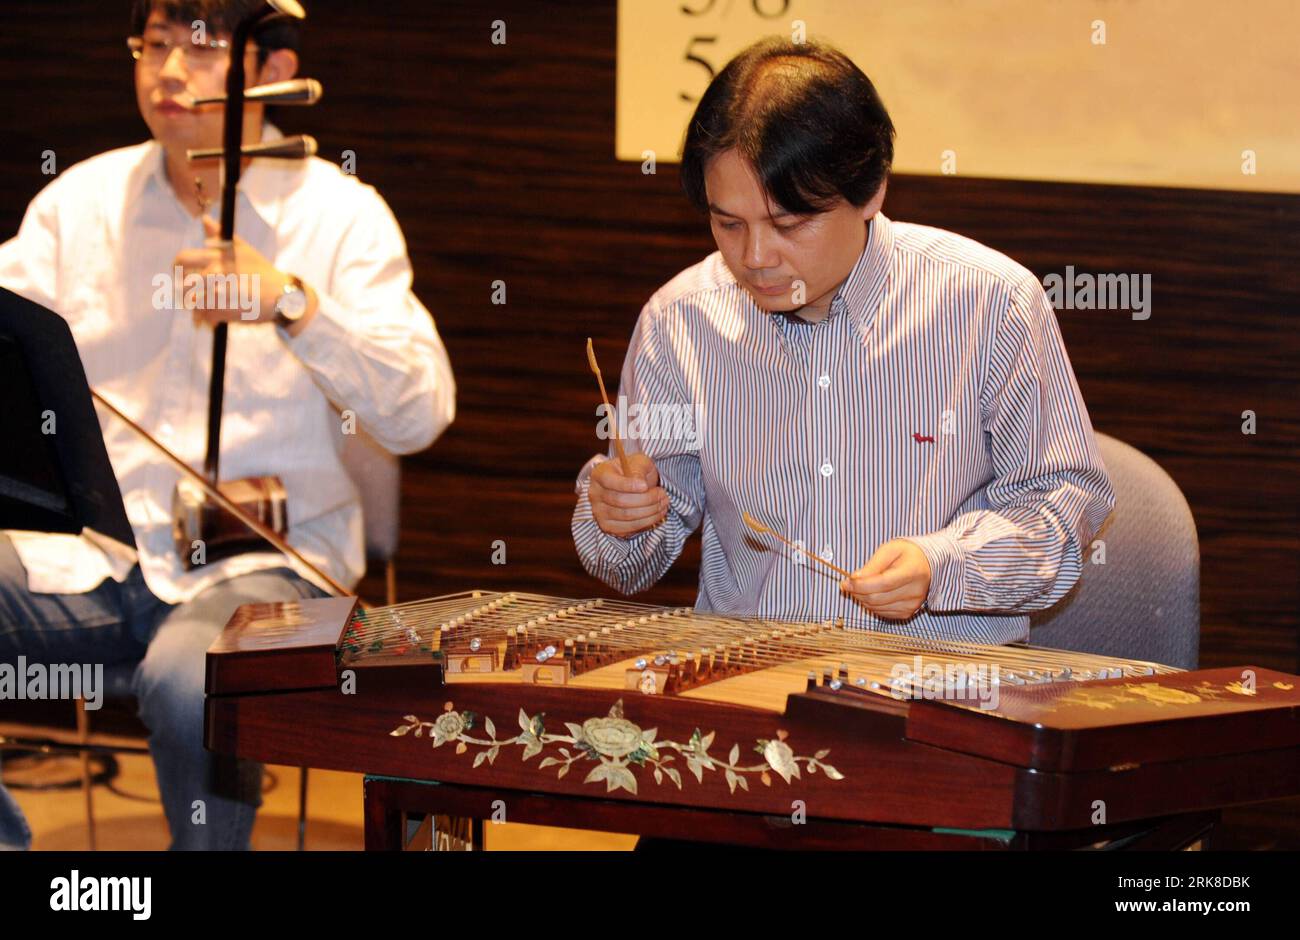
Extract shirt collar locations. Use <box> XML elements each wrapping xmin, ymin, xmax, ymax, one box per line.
<box><xmin>831</xmin><ymin>210</ymin><xmax>894</xmax><ymax>339</ymax></box>
<box><xmin>764</xmin><ymin>210</ymin><xmax>894</xmax><ymax>343</ymax></box>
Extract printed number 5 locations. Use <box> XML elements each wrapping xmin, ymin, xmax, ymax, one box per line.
<box><xmin>680</xmin><ymin>36</ymin><xmax>718</xmax><ymax>103</ymax></box>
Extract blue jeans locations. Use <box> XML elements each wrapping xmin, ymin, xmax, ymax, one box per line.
<box><xmin>0</xmin><ymin>534</ymin><xmax>324</xmax><ymax>849</ymax></box>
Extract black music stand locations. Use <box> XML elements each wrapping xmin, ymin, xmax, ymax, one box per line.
<box><xmin>0</xmin><ymin>286</ymin><xmax>133</xmax><ymax>547</ymax></box>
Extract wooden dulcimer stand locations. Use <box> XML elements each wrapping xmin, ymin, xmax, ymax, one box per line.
<box><xmin>205</xmin><ymin>591</ymin><xmax>1300</xmax><ymax>850</ymax></box>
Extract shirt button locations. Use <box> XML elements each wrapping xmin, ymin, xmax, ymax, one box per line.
<box><xmin>817</xmin><ymin>374</ymin><xmax>830</xmax><ymax>389</ymax></box>
<box><xmin>819</xmin><ymin>462</ymin><xmax>833</xmax><ymax>477</ymax></box>
<box><xmin>821</xmin><ymin>545</ymin><xmax>833</xmax><ymax>561</ymax></box>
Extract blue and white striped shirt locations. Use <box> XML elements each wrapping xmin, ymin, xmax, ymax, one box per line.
<box><xmin>572</xmin><ymin>212</ymin><xmax>1113</xmax><ymax>645</ymax></box>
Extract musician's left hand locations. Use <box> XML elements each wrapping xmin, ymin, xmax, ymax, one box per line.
<box><xmin>171</xmin><ymin>215</ymin><xmax>317</xmax><ymax>333</ymax></box>
<box><xmin>840</xmin><ymin>539</ymin><xmax>932</xmax><ymax>620</ymax></box>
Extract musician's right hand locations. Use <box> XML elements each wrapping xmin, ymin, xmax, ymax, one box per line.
<box><xmin>589</xmin><ymin>453</ymin><xmax>670</xmax><ymax>538</ymax></box>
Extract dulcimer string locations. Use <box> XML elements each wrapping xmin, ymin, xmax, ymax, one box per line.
<box><xmin>341</xmin><ymin>591</ymin><xmax>1173</xmax><ymax>679</ymax></box>
<box><xmin>602</xmin><ymin>615</ymin><xmax>1170</xmax><ymax>680</ymax></box>
<box><xmin>352</xmin><ymin>592</ymin><xmax>1003</xmax><ymax>664</ymax></box>
<box><xmin>350</xmin><ymin>591</ymin><xmax>978</xmax><ymax>660</ymax></box>
<box><xmin>350</xmin><ymin>595</ymin><xmax>700</xmax><ymax>652</ymax></box>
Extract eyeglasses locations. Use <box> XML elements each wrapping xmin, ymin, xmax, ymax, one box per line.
<box><xmin>127</xmin><ymin>34</ymin><xmax>257</xmax><ymax>68</ymax></box>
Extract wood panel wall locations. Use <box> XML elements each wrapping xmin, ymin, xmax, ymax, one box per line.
<box><xmin>2</xmin><ymin>0</ymin><xmax>1296</xmax><ymax>846</ymax></box>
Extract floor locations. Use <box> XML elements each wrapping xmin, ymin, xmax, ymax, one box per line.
<box><xmin>4</xmin><ymin>750</ymin><xmax>636</xmax><ymax>851</ymax></box>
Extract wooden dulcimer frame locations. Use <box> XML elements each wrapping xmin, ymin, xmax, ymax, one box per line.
<box><xmin>205</xmin><ymin>592</ymin><xmax>1300</xmax><ymax>850</ymax></box>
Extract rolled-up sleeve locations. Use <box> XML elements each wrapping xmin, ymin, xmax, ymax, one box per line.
<box><xmin>905</xmin><ymin>273</ymin><xmax>1114</xmax><ymax>613</ymax></box>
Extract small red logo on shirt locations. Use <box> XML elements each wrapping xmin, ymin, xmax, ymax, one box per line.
<box><xmin>912</xmin><ymin>432</ymin><xmax>935</xmax><ymax>444</ymax></box>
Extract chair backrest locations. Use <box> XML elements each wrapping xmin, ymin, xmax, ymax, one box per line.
<box><xmin>1029</xmin><ymin>432</ymin><xmax>1200</xmax><ymax>669</ymax></box>
<box><xmin>338</xmin><ymin>424</ymin><xmax>401</xmax><ymax>563</ymax></box>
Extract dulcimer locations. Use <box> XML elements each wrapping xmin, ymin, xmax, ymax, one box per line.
<box><xmin>205</xmin><ymin>590</ymin><xmax>1300</xmax><ymax>845</ymax></box>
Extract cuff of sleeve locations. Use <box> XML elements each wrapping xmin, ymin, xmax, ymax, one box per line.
<box><xmin>573</xmin><ymin>459</ymin><xmax>633</xmax><ymax>567</ymax></box>
<box><xmin>902</xmin><ymin>530</ymin><xmax>966</xmax><ymax>612</ymax></box>
<box><xmin>575</xmin><ymin>453</ymin><xmax>608</xmax><ymax>495</ymax></box>
<box><xmin>279</xmin><ymin>290</ymin><xmax>349</xmax><ymax>372</ymax></box>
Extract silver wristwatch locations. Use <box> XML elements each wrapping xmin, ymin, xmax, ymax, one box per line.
<box><xmin>273</xmin><ymin>274</ymin><xmax>308</xmax><ymax>327</ymax></box>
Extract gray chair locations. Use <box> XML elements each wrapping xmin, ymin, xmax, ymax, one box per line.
<box><xmin>339</xmin><ymin>424</ymin><xmax>402</xmax><ymax>607</ymax></box>
<box><xmin>1029</xmin><ymin>432</ymin><xmax>1199</xmax><ymax>669</ymax></box>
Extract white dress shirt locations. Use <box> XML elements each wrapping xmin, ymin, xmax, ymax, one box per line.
<box><xmin>0</xmin><ymin>131</ymin><xmax>455</xmax><ymax>604</ymax></box>
<box><xmin>572</xmin><ymin>212</ymin><xmax>1112</xmax><ymax>645</ymax></box>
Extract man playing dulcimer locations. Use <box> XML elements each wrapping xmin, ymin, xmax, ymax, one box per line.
<box><xmin>574</xmin><ymin>37</ymin><xmax>1112</xmax><ymax>644</ymax></box>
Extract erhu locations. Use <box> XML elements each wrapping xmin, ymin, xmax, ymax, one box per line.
<box><xmin>168</xmin><ymin>1</ymin><xmax>321</xmax><ymax>569</ymax></box>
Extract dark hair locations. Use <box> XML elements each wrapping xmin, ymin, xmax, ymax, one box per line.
<box><xmin>681</xmin><ymin>37</ymin><xmax>894</xmax><ymax>216</ymax></box>
<box><xmin>130</xmin><ymin>0</ymin><xmax>301</xmax><ymax>66</ymax></box>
